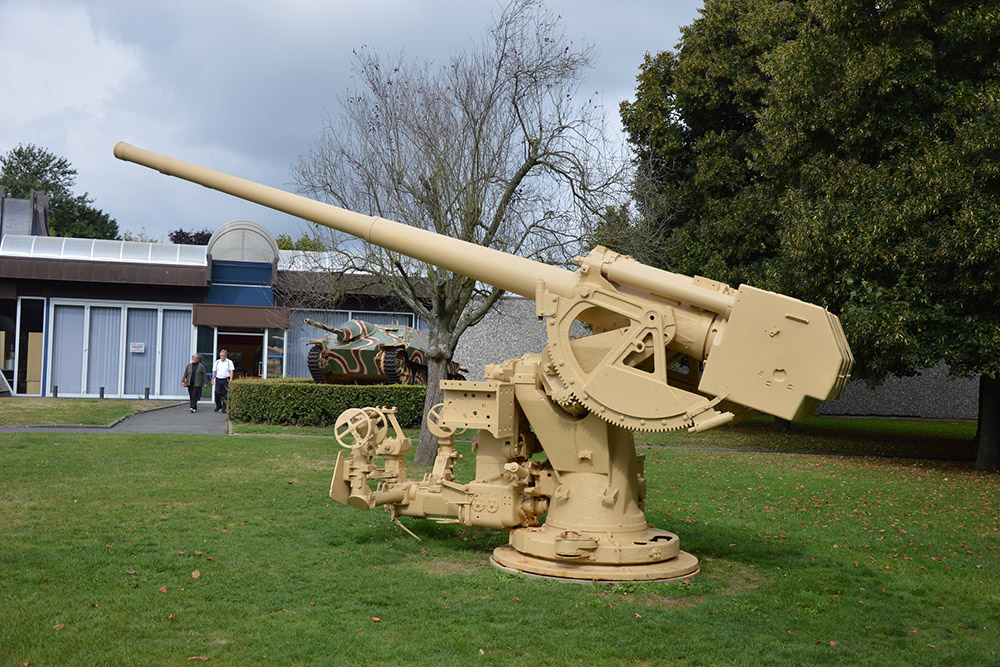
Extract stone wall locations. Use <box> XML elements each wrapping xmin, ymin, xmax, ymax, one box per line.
<box><xmin>454</xmin><ymin>297</ymin><xmax>550</xmax><ymax>377</ymax></box>
<box><xmin>458</xmin><ymin>298</ymin><xmax>980</xmax><ymax>420</ymax></box>
<box><xmin>816</xmin><ymin>362</ymin><xmax>978</xmax><ymax>420</ymax></box>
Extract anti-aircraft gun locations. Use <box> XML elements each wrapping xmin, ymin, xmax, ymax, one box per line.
<box><xmin>115</xmin><ymin>143</ymin><xmax>853</xmax><ymax>582</ymax></box>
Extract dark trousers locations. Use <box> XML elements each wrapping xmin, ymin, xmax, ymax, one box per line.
<box><xmin>188</xmin><ymin>384</ymin><xmax>202</xmax><ymax>410</ymax></box>
<box><xmin>214</xmin><ymin>377</ymin><xmax>230</xmax><ymax>411</ymax></box>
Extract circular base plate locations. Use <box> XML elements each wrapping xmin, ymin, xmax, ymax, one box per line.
<box><xmin>490</xmin><ymin>545</ymin><xmax>699</xmax><ymax>583</ymax></box>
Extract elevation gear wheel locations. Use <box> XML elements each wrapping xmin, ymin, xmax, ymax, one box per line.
<box><xmin>541</xmin><ymin>283</ymin><xmax>731</xmax><ymax>432</ymax></box>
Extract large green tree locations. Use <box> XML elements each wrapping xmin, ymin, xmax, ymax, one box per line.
<box><xmin>0</xmin><ymin>144</ymin><xmax>119</xmax><ymax>239</ymax></box>
<box><xmin>620</xmin><ymin>0</ymin><xmax>1000</xmax><ymax>470</ymax></box>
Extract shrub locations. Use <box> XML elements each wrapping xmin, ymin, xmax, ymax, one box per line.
<box><xmin>227</xmin><ymin>380</ymin><xmax>426</xmax><ymax>427</ymax></box>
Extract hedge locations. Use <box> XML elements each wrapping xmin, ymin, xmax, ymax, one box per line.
<box><xmin>227</xmin><ymin>380</ymin><xmax>426</xmax><ymax>428</ymax></box>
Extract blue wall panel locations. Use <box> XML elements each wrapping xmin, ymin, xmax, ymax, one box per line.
<box><xmin>51</xmin><ymin>305</ymin><xmax>85</xmax><ymax>393</ymax></box>
<box><xmin>210</xmin><ymin>260</ymin><xmax>272</xmax><ymax>285</ymax></box>
<box><xmin>124</xmin><ymin>309</ymin><xmax>158</xmax><ymax>395</ymax></box>
<box><xmin>206</xmin><ymin>284</ymin><xmax>274</xmax><ymax>306</ymax></box>
<box><xmin>159</xmin><ymin>310</ymin><xmax>192</xmax><ymax>395</ymax></box>
<box><xmin>87</xmin><ymin>307</ymin><xmax>121</xmax><ymax>395</ymax></box>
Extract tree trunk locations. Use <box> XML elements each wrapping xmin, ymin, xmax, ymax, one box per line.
<box><xmin>974</xmin><ymin>375</ymin><xmax>999</xmax><ymax>473</ymax></box>
<box><xmin>414</xmin><ymin>356</ymin><xmax>448</xmax><ymax>466</ymax></box>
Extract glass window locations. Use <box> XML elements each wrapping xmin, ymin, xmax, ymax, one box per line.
<box><xmin>1</xmin><ymin>299</ymin><xmax>15</xmax><ymax>390</ymax></box>
<box><xmin>16</xmin><ymin>298</ymin><xmax>44</xmax><ymax>395</ymax></box>
<box><xmin>196</xmin><ymin>325</ymin><xmax>215</xmax><ymax>399</ymax></box>
<box><xmin>267</xmin><ymin>328</ymin><xmax>285</xmax><ymax>378</ymax></box>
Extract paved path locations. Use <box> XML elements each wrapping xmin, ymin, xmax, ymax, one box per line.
<box><xmin>0</xmin><ymin>402</ymin><xmax>230</xmax><ymax>435</ymax></box>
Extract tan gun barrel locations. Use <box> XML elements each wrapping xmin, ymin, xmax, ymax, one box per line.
<box><xmin>303</xmin><ymin>318</ymin><xmax>340</xmax><ymax>335</ymax></box>
<box><xmin>113</xmin><ymin>142</ymin><xmax>579</xmax><ymax>300</ymax></box>
<box><xmin>602</xmin><ymin>254</ymin><xmax>735</xmax><ymax>316</ymax></box>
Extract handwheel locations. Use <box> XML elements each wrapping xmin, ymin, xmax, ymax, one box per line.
<box><xmin>426</xmin><ymin>403</ymin><xmax>466</xmax><ymax>439</ymax></box>
<box><xmin>334</xmin><ymin>407</ymin><xmax>387</xmax><ymax>449</ymax></box>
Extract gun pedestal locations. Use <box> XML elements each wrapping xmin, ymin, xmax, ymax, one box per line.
<box><xmin>490</xmin><ymin>364</ymin><xmax>698</xmax><ymax>581</ymax></box>
<box><xmin>493</xmin><ymin>415</ymin><xmax>699</xmax><ymax>581</ymax></box>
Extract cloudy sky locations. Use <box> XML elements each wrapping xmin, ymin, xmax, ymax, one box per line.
<box><xmin>0</xmin><ymin>0</ymin><xmax>702</xmax><ymax>241</ymax></box>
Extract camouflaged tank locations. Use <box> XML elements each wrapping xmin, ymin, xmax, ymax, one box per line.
<box><xmin>304</xmin><ymin>319</ymin><xmax>467</xmax><ymax>385</ymax></box>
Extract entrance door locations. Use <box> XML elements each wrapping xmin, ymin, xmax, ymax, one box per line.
<box><xmin>216</xmin><ymin>332</ymin><xmax>264</xmax><ymax>379</ymax></box>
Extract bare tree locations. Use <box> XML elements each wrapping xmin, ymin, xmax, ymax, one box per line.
<box><xmin>293</xmin><ymin>0</ymin><xmax>626</xmax><ymax>465</ymax></box>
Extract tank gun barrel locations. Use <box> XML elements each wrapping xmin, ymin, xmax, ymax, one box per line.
<box><xmin>113</xmin><ymin>142</ymin><xmax>578</xmax><ymax>300</ymax></box>
<box><xmin>303</xmin><ymin>317</ymin><xmax>345</xmax><ymax>339</ymax></box>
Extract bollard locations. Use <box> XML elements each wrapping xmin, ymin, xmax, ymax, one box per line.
<box><xmin>99</xmin><ymin>386</ymin><xmax>105</xmax><ymax>399</ymax></box>
<box><xmin>53</xmin><ymin>385</ymin><xmax>58</xmax><ymax>398</ymax></box>
<box><xmin>144</xmin><ymin>387</ymin><xmax>150</xmax><ymax>400</ymax></box>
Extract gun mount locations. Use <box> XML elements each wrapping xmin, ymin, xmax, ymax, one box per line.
<box><xmin>115</xmin><ymin>142</ymin><xmax>853</xmax><ymax>582</ymax></box>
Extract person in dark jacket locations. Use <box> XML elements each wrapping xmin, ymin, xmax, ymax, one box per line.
<box><xmin>182</xmin><ymin>354</ymin><xmax>207</xmax><ymax>412</ymax></box>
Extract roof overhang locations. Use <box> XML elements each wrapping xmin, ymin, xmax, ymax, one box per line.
<box><xmin>0</xmin><ymin>256</ymin><xmax>210</xmax><ymax>286</ymax></box>
<box><xmin>193</xmin><ymin>303</ymin><xmax>291</xmax><ymax>329</ymax></box>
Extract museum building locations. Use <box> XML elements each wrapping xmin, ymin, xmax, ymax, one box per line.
<box><xmin>0</xmin><ymin>193</ymin><xmax>422</xmax><ymax>400</ymax></box>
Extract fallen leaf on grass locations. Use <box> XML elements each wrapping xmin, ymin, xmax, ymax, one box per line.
<box><xmin>53</xmin><ymin>624</ymin><xmax>64</xmax><ymax>630</ymax></box>
<box><xmin>160</xmin><ymin>587</ymin><xmax>167</xmax><ymax>593</ymax></box>
<box><xmin>369</xmin><ymin>617</ymin><xmax>381</xmax><ymax>622</ymax></box>
<box><xmin>168</xmin><ymin>613</ymin><xmax>176</xmax><ymax>621</ymax></box>
<box><xmin>187</xmin><ymin>657</ymin><xmax>208</xmax><ymax>662</ymax></box>
<box><xmin>192</xmin><ymin>570</ymin><xmax>201</xmax><ymax>579</ymax></box>
<box><xmin>125</xmin><ymin>570</ymin><xmax>137</xmax><ymax>575</ymax></box>
<box><xmin>830</xmin><ymin>641</ymin><xmax>838</xmax><ymax>647</ymax></box>
<box><xmin>635</xmin><ymin>613</ymin><xmax>642</xmax><ymax>619</ymax></box>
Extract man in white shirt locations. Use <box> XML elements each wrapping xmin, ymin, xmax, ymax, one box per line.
<box><xmin>211</xmin><ymin>349</ymin><xmax>236</xmax><ymax>413</ymax></box>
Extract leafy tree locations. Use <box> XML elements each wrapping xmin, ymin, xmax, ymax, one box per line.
<box><xmin>48</xmin><ymin>195</ymin><xmax>119</xmax><ymax>239</ymax></box>
<box><xmin>118</xmin><ymin>228</ymin><xmax>161</xmax><ymax>243</ymax></box>
<box><xmin>621</xmin><ymin>0</ymin><xmax>1000</xmax><ymax>471</ymax></box>
<box><xmin>275</xmin><ymin>232</ymin><xmax>325</xmax><ymax>252</ymax></box>
<box><xmin>0</xmin><ymin>143</ymin><xmax>119</xmax><ymax>240</ymax></box>
<box><xmin>168</xmin><ymin>228</ymin><xmax>213</xmax><ymax>245</ymax></box>
<box><xmin>295</xmin><ymin>0</ymin><xmax>624</xmax><ymax>465</ymax></box>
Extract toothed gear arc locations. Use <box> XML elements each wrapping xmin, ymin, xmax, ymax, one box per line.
<box><xmin>541</xmin><ymin>281</ymin><xmax>727</xmax><ymax>432</ymax></box>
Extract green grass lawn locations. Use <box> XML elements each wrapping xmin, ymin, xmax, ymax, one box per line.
<box><xmin>0</xmin><ymin>397</ymin><xmax>174</xmax><ymax>426</ymax></box>
<box><xmin>638</xmin><ymin>415</ymin><xmax>978</xmax><ymax>460</ymax></box>
<box><xmin>1</xmin><ymin>430</ymin><xmax>997</xmax><ymax>664</ymax></box>
<box><xmin>235</xmin><ymin>415</ymin><xmax>978</xmax><ymax>461</ymax></box>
